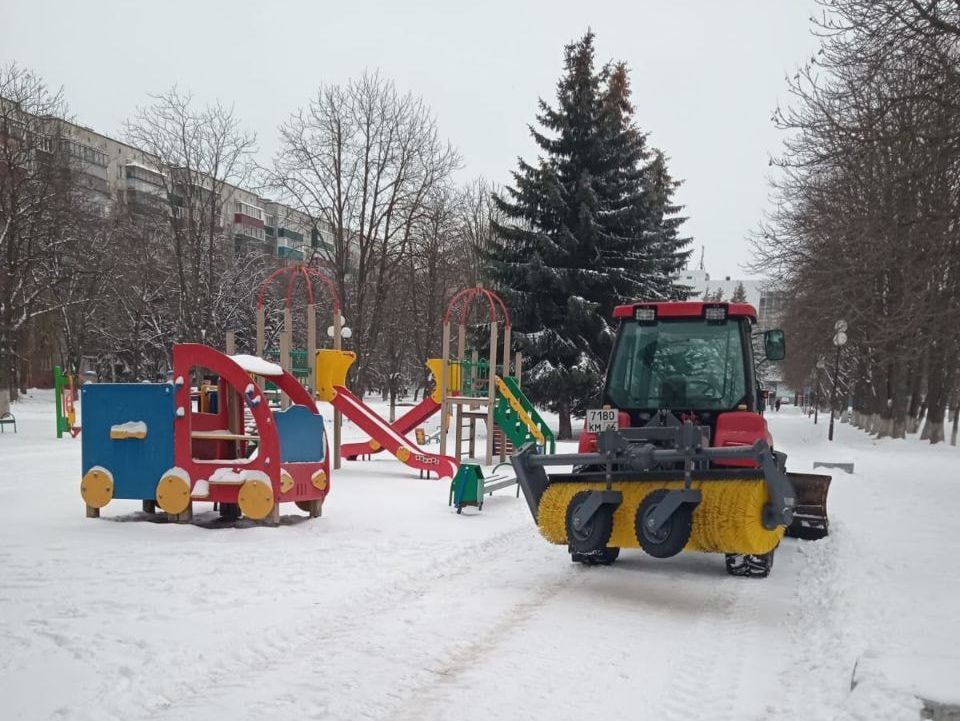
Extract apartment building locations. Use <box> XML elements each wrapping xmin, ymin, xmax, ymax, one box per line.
<box><xmin>3</xmin><ymin>102</ymin><xmax>341</xmax><ymax>386</ymax></box>
<box><xmin>45</xmin><ymin>115</ymin><xmax>330</xmax><ymax>262</ymax></box>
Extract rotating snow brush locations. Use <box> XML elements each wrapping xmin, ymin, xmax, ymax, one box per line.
<box><xmin>536</xmin><ymin>479</ymin><xmax>783</xmax><ymax>556</ymax></box>
<box><xmin>511</xmin><ymin>425</ymin><xmax>795</xmax><ymax>561</ymax></box>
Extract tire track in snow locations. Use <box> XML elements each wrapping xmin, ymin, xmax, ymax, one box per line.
<box><xmin>378</xmin><ymin>569</ymin><xmax>577</xmax><ymax>721</ymax></box>
<box><xmin>132</xmin><ymin>522</ymin><xmax>542</xmax><ymax>720</ymax></box>
<box><xmin>652</xmin><ymin>577</ymin><xmax>748</xmax><ymax>721</ymax></box>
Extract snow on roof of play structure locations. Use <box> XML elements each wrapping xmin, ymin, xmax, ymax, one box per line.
<box><xmin>229</xmin><ymin>355</ymin><xmax>282</xmax><ymax>376</ymax></box>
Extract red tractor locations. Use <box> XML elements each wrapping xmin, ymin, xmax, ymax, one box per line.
<box><xmin>511</xmin><ymin>301</ymin><xmax>830</xmax><ymax>577</ymax></box>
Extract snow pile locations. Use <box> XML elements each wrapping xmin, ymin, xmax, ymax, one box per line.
<box><xmin>109</xmin><ymin>421</ymin><xmax>147</xmax><ymax>439</ymax></box>
<box><xmin>191</xmin><ymin>479</ymin><xmax>210</xmax><ymax>498</ymax></box>
<box><xmin>207</xmin><ymin>468</ymin><xmax>270</xmax><ymax>486</ymax></box>
<box><xmin>229</xmin><ymin>354</ymin><xmax>282</xmax><ymax>376</ymax></box>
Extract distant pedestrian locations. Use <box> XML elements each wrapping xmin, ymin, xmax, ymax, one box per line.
<box><xmin>775</xmin><ymin>398</ymin><xmax>782</xmax><ymax>412</ymax></box>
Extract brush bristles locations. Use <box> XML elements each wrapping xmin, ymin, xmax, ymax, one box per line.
<box><xmin>538</xmin><ymin>480</ymin><xmax>784</xmax><ymax>556</ymax></box>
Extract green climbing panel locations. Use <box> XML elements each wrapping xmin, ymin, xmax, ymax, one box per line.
<box><xmin>262</xmin><ymin>348</ymin><xmax>311</xmax><ymax>390</ymax></box>
<box><xmin>494</xmin><ymin>376</ymin><xmax>556</xmax><ymax>453</ymax></box>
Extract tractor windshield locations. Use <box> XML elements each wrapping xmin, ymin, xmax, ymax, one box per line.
<box><xmin>606</xmin><ymin>319</ymin><xmax>749</xmax><ymax>412</ymax></box>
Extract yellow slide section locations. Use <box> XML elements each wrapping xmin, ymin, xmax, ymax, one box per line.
<box><xmin>425</xmin><ymin>358</ymin><xmax>460</xmax><ymax>403</ymax></box>
<box><xmin>315</xmin><ymin>349</ymin><xmax>357</xmax><ymax>402</ymax></box>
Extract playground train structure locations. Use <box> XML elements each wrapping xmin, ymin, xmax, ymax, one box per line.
<box><xmin>79</xmin><ymin>343</ymin><xmax>552</xmax><ymax>524</ymax></box>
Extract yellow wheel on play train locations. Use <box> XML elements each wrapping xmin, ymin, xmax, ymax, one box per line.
<box><xmin>238</xmin><ymin>479</ymin><xmax>275</xmax><ymax>520</ymax></box>
<box><xmin>155</xmin><ymin>472</ymin><xmax>191</xmax><ymax>515</ymax></box>
<box><xmin>81</xmin><ymin>467</ymin><xmax>114</xmax><ymax>509</ymax></box>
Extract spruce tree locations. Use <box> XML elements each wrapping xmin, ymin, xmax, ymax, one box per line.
<box><xmin>731</xmin><ymin>282</ymin><xmax>748</xmax><ymax>303</ymax></box>
<box><xmin>485</xmin><ymin>32</ymin><xmax>690</xmax><ymax>438</ymax></box>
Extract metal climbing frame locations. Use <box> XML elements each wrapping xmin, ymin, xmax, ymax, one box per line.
<box><xmin>438</xmin><ymin>286</ymin><xmax>521</xmax><ymax>465</ymax></box>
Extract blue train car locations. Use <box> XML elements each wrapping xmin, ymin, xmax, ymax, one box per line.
<box><xmin>80</xmin><ymin>384</ymin><xmax>175</xmax><ymax>506</ymax></box>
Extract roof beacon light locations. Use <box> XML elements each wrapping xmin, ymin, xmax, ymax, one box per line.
<box><xmin>634</xmin><ymin>307</ymin><xmax>656</xmax><ymax>322</ymax></box>
<box><xmin>705</xmin><ymin>306</ymin><xmax>727</xmax><ymax>321</ymax></box>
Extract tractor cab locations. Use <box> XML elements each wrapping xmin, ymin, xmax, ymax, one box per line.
<box><xmin>604</xmin><ymin>302</ymin><xmax>780</xmax><ymax>430</ymax></box>
<box><xmin>579</xmin><ymin>301</ymin><xmax>786</xmax><ymax>454</ymax></box>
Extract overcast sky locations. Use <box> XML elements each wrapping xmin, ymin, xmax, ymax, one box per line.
<box><xmin>1</xmin><ymin>0</ymin><xmax>818</xmax><ymax>279</ymax></box>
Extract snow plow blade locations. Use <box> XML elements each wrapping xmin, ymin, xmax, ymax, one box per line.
<box><xmin>510</xmin><ymin>426</ymin><xmax>797</xmax><ymax>557</ymax></box>
<box><xmin>785</xmin><ymin>472</ymin><xmax>831</xmax><ymax>540</ymax></box>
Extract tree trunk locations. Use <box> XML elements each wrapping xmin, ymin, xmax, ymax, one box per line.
<box><xmin>557</xmin><ymin>398</ymin><xmax>572</xmax><ymax>440</ymax></box>
<box><xmin>950</xmin><ymin>401</ymin><xmax>959</xmax><ymax>447</ymax></box>
<box><xmin>890</xmin><ymin>361</ymin><xmax>908</xmax><ymax>439</ymax></box>
<box><xmin>925</xmin><ymin>343</ymin><xmax>949</xmax><ymax>445</ymax></box>
<box><xmin>917</xmin><ymin>398</ymin><xmax>928</xmax><ymax>433</ymax></box>
<box><xmin>906</xmin><ymin>363</ymin><xmax>923</xmax><ymax>434</ymax></box>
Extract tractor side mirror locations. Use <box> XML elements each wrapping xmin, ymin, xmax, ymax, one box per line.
<box><xmin>763</xmin><ymin>329</ymin><xmax>786</xmax><ymax>361</ymax></box>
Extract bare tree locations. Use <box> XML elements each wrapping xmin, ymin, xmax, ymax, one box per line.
<box><xmin>752</xmin><ymin>1</ymin><xmax>960</xmax><ymax>443</ymax></box>
<box><xmin>458</xmin><ymin>177</ymin><xmax>502</xmax><ymax>286</ymax></box>
<box><xmin>0</xmin><ymin>62</ymin><xmax>93</xmax><ymax>397</ymax></box>
<box><xmin>125</xmin><ymin>87</ymin><xmax>259</xmax><ymax>345</ymax></box>
<box><xmin>268</xmin><ymin>71</ymin><xmax>460</xmax><ymax>391</ymax></box>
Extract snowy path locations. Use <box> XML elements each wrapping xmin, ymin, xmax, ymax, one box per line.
<box><xmin>1</xmin><ymin>395</ymin><xmax>958</xmax><ymax>720</ymax></box>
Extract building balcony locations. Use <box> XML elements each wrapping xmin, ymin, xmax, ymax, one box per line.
<box><xmin>278</xmin><ymin>227</ymin><xmax>304</xmax><ymax>244</ymax></box>
<box><xmin>234</xmin><ymin>213</ymin><xmax>264</xmax><ymax>228</ymax></box>
<box><xmin>125</xmin><ymin>162</ymin><xmax>164</xmax><ymax>187</ymax></box>
<box><xmin>278</xmin><ymin>245</ymin><xmax>304</xmax><ymax>261</ymax></box>
<box><xmin>235</xmin><ymin>224</ymin><xmax>266</xmax><ymax>242</ymax></box>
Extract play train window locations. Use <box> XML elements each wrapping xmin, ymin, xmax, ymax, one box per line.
<box><xmin>187</xmin><ymin>368</ymin><xmax>258</xmax><ymax>462</ymax></box>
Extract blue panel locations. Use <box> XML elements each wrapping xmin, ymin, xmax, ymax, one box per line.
<box><xmin>81</xmin><ymin>384</ymin><xmax>175</xmax><ymax>500</ymax></box>
<box><xmin>274</xmin><ymin>405</ymin><xmax>326</xmax><ymax>463</ymax></box>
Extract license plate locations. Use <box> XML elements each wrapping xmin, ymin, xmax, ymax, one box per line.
<box><xmin>586</xmin><ymin>408</ymin><xmax>619</xmax><ymax>434</ymax></box>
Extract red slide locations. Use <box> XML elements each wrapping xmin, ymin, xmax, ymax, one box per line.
<box><xmin>341</xmin><ymin>395</ymin><xmax>440</xmax><ymax>459</ymax></box>
<box><xmin>331</xmin><ymin>386</ymin><xmax>458</xmax><ymax>479</ymax></box>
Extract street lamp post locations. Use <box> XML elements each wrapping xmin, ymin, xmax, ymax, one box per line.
<box><xmin>814</xmin><ymin>357</ymin><xmax>826</xmax><ymax>424</ymax></box>
<box><xmin>828</xmin><ymin>320</ymin><xmax>848</xmax><ymax>441</ymax></box>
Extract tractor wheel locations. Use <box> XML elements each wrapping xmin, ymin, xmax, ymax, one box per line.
<box><xmin>571</xmin><ymin>547</ymin><xmax>620</xmax><ymax>566</ymax></box>
<box><xmin>565</xmin><ymin>491</ymin><xmax>615</xmax><ymax>556</ymax></box>
<box><xmin>725</xmin><ymin>549</ymin><xmax>776</xmax><ymax>578</ymax></box>
<box><xmin>634</xmin><ymin>489</ymin><xmax>693</xmax><ymax>559</ymax></box>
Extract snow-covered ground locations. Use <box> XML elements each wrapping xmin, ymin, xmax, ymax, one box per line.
<box><xmin>1</xmin><ymin>393</ymin><xmax>958</xmax><ymax>720</ymax></box>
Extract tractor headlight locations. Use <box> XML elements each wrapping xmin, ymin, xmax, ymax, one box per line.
<box><xmin>705</xmin><ymin>306</ymin><xmax>727</xmax><ymax>321</ymax></box>
<box><xmin>634</xmin><ymin>307</ymin><xmax>656</xmax><ymax>322</ymax></box>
